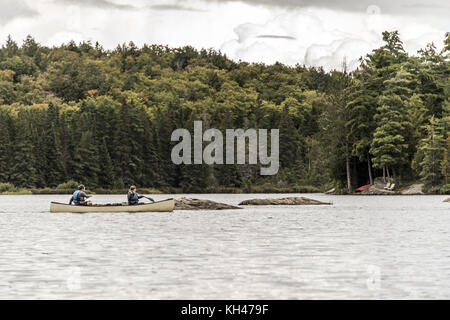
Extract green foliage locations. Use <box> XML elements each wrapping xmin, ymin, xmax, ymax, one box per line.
<box><xmin>439</xmin><ymin>184</ymin><xmax>450</xmax><ymax>194</ymax></box>
<box><xmin>0</xmin><ymin>182</ymin><xmax>18</xmax><ymax>192</ymax></box>
<box><xmin>0</xmin><ymin>32</ymin><xmax>448</xmax><ymax>193</ymax></box>
<box><xmin>370</xmin><ymin>69</ymin><xmax>413</xmax><ymax>178</ymax></box>
<box><xmin>56</xmin><ymin>180</ymin><xmax>79</xmax><ymax>190</ymax></box>
<box><xmin>250</xmin><ymin>183</ymin><xmax>320</xmax><ymax>193</ymax></box>
<box><xmin>417</xmin><ymin>117</ymin><xmax>445</xmax><ymax>185</ymax></box>
<box><xmin>422</xmin><ymin>184</ymin><xmax>450</xmax><ymax>195</ymax></box>
<box><xmin>441</xmin><ymin>137</ymin><xmax>450</xmax><ymax>184</ymax></box>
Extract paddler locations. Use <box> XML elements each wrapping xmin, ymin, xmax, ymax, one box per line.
<box><xmin>127</xmin><ymin>185</ymin><xmax>154</xmax><ymax>205</ymax></box>
<box><xmin>69</xmin><ymin>184</ymin><xmax>93</xmax><ymax>206</ymax></box>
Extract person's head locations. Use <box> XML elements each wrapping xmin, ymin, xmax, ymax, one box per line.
<box><xmin>130</xmin><ymin>185</ymin><xmax>136</xmax><ymax>192</ymax></box>
<box><xmin>78</xmin><ymin>184</ymin><xmax>85</xmax><ymax>191</ymax></box>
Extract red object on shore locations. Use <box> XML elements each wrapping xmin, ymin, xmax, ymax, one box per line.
<box><xmin>355</xmin><ymin>184</ymin><xmax>371</xmax><ymax>192</ymax></box>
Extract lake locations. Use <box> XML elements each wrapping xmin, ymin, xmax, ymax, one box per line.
<box><xmin>0</xmin><ymin>193</ymin><xmax>449</xmax><ymax>299</ymax></box>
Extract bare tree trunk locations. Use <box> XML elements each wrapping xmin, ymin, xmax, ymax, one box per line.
<box><xmin>386</xmin><ymin>167</ymin><xmax>391</xmax><ymax>180</ymax></box>
<box><xmin>346</xmin><ymin>142</ymin><xmax>352</xmax><ymax>193</ymax></box>
<box><xmin>368</xmin><ymin>158</ymin><xmax>374</xmax><ymax>185</ymax></box>
<box><xmin>392</xmin><ymin>167</ymin><xmax>397</xmax><ymax>185</ymax></box>
<box><xmin>383</xmin><ymin>166</ymin><xmax>386</xmax><ymax>183</ymax></box>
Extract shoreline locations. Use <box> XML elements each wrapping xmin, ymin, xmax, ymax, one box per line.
<box><xmin>1</xmin><ymin>182</ymin><xmax>448</xmax><ymax>196</ymax></box>
<box><xmin>1</xmin><ymin>190</ymin><xmax>448</xmax><ymax>196</ymax></box>
<box><xmin>0</xmin><ymin>185</ymin><xmax>322</xmax><ymax>196</ymax></box>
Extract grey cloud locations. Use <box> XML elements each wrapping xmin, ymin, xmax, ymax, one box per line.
<box><xmin>0</xmin><ymin>0</ymin><xmax>38</xmax><ymax>25</ymax></box>
<box><xmin>209</xmin><ymin>0</ymin><xmax>449</xmax><ymax>15</ymax></box>
<box><xmin>149</xmin><ymin>4</ymin><xmax>205</xmax><ymax>12</ymax></box>
<box><xmin>257</xmin><ymin>35</ymin><xmax>296</xmax><ymax>40</ymax></box>
<box><xmin>57</xmin><ymin>0</ymin><xmax>136</xmax><ymax>10</ymax></box>
<box><xmin>402</xmin><ymin>3</ymin><xmax>448</xmax><ymax>9</ymax></box>
<box><xmin>67</xmin><ymin>0</ymin><xmax>207</xmax><ymax>12</ymax></box>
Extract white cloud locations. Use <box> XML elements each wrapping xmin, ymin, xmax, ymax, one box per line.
<box><xmin>220</xmin><ymin>6</ymin><xmax>446</xmax><ymax>70</ymax></box>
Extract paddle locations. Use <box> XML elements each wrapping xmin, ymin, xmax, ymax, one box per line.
<box><xmin>144</xmin><ymin>196</ymin><xmax>155</xmax><ymax>203</ymax></box>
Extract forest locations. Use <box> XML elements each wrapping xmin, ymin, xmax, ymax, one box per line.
<box><xmin>0</xmin><ymin>31</ymin><xmax>449</xmax><ymax>194</ymax></box>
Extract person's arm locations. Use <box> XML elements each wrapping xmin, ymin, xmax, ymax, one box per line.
<box><xmin>80</xmin><ymin>191</ymin><xmax>92</xmax><ymax>198</ymax></box>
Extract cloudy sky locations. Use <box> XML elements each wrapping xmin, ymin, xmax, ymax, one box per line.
<box><xmin>0</xmin><ymin>0</ymin><xmax>448</xmax><ymax>70</ymax></box>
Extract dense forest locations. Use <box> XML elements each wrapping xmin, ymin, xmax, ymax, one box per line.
<box><xmin>0</xmin><ymin>31</ymin><xmax>449</xmax><ymax>194</ymax></box>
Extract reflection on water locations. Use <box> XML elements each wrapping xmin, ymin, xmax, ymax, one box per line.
<box><xmin>0</xmin><ymin>194</ymin><xmax>449</xmax><ymax>299</ymax></box>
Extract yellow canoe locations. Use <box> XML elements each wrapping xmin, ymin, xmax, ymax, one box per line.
<box><xmin>50</xmin><ymin>199</ymin><xmax>174</xmax><ymax>213</ymax></box>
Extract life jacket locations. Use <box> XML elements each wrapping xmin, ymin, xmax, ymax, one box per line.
<box><xmin>73</xmin><ymin>190</ymin><xmax>81</xmax><ymax>204</ymax></box>
<box><xmin>128</xmin><ymin>191</ymin><xmax>139</xmax><ymax>204</ymax></box>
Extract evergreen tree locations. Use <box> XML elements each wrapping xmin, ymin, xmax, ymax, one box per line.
<box><xmin>370</xmin><ymin>69</ymin><xmax>413</xmax><ymax>182</ymax></box>
<box><xmin>72</xmin><ymin>130</ymin><xmax>101</xmax><ymax>188</ymax></box>
<box><xmin>321</xmin><ymin>67</ymin><xmax>353</xmax><ymax>192</ymax></box>
<box><xmin>97</xmin><ymin>137</ymin><xmax>115</xmax><ymax>188</ymax></box>
<box><xmin>442</xmin><ymin>137</ymin><xmax>450</xmax><ymax>184</ymax></box>
<box><xmin>0</xmin><ymin>110</ymin><xmax>13</xmax><ymax>182</ymax></box>
<box><xmin>346</xmin><ymin>66</ymin><xmax>378</xmax><ymax>185</ymax></box>
<box><xmin>418</xmin><ymin>117</ymin><xmax>445</xmax><ymax>185</ymax></box>
<box><xmin>42</xmin><ymin>102</ymin><xmax>64</xmax><ymax>186</ymax></box>
<box><xmin>8</xmin><ymin>112</ymin><xmax>38</xmax><ymax>187</ymax></box>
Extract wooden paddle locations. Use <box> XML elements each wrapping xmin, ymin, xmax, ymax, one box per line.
<box><xmin>144</xmin><ymin>196</ymin><xmax>155</xmax><ymax>203</ymax></box>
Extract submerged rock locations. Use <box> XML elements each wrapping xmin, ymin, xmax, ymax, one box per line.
<box><xmin>174</xmin><ymin>197</ymin><xmax>242</xmax><ymax>210</ymax></box>
<box><xmin>238</xmin><ymin>197</ymin><xmax>331</xmax><ymax>206</ymax></box>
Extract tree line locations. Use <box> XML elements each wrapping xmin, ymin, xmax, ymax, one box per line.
<box><xmin>0</xmin><ymin>32</ymin><xmax>448</xmax><ymax>193</ymax></box>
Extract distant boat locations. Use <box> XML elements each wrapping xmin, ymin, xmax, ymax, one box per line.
<box><xmin>50</xmin><ymin>199</ymin><xmax>174</xmax><ymax>213</ymax></box>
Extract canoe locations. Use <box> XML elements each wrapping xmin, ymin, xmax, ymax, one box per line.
<box><xmin>50</xmin><ymin>199</ymin><xmax>174</xmax><ymax>213</ymax></box>
<box><xmin>355</xmin><ymin>184</ymin><xmax>371</xmax><ymax>192</ymax></box>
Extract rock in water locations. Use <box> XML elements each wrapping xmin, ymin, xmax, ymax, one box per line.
<box><xmin>360</xmin><ymin>184</ymin><xmax>398</xmax><ymax>195</ymax></box>
<box><xmin>401</xmin><ymin>183</ymin><xmax>424</xmax><ymax>195</ymax></box>
<box><xmin>238</xmin><ymin>197</ymin><xmax>331</xmax><ymax>206</ymax></box>
<box><xmin>444</xmin><ymin>198</ymin><xmax>450</xmax><ymax>203</ymax></box>
<box><xmin>175</xmin><ymin>198</ymin><xmax>242</xmax><ymax>210</ymax></box>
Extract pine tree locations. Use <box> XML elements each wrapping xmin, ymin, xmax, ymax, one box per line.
<box><xmin>42</xmin><ymin>102</ymin><xmax>64</xmax><ymax>186</ymax></box>
<box><xmin>442</xmin><ymin>137</ymin><xmax>450</xmax><ymax>184</ymax></box>
<box><xmin>321</xmin><ymin>66</ymin><xmax>353</xmax><ymax>192</ymax></box>
<box><xmin>5</xmin><ymin>35</ymin><xmax>18</xmax><ymax>58</ymax></box>
<box><xmin>8</xmin><ymin>112</ymin><xmax>38</xmax><ymax>187</ymax></box>
<box><xmin>346</xmin><ymin>66</ymin><xmax>378</xmax><ymax>185</ymax></box>
<box><xmin>418</xmin><ymin>117</ymin><xmax>445</xmax><ymax>185</ymax></box>
<box><xmin>97</xmin><ymin>137</ymin><xmax>115</xmax><ymax>188</ymax></box>
<box><xmin>370</xmin><ymin>69</ymin><xmax>413</xmax><ymax>182</ymax></box>
<box><xmin>0</xmin><ymin>110</ymin><xmax>13</xmax><ymax>183</ymax></box>
<box><xmin>72</xmin><ymin>130</ymin><xmax>101</xmax><ymax>188</ymax></box>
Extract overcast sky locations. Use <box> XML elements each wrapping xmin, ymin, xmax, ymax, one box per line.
<box><xmin>0</xmin><ymin>0</ymin><xmax>448</xmax><ymax>70</ymax></box>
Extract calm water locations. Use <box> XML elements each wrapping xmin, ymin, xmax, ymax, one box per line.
<box><xmin>0</xmin><ymin>193</ymin><xmax>449</xmax><ymax>299</ymax></box>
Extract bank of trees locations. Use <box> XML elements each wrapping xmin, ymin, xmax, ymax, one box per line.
<box><xmin>0</xmin><ymin>32</ymin><xmax>448</xmax><ymax>193</ymax></box>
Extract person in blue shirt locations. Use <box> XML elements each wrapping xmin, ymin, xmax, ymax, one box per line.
<box><xmin>69</xmin><ymin>184</ymin><xmax>92</xmax><ymax>206</ymax></box>
<box><xmin>127</xmin><ymin>185</ymin><xmax>154</xmax><ymax>205</ymax></box>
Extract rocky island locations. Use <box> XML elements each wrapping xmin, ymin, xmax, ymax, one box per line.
<box><xmin>239</xmin><ymin>197</ymin><xmax>331</xmax><ymax>206</ymax></box>
<box><xmin>175</xmin><ymin>198</ymin><xmax>242</xmax><ymax>210</ymax></box>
